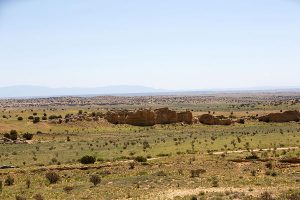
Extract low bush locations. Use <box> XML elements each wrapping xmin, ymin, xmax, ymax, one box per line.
<box><xmin>134</xmin><ymin>156</ymin><xmax>147</xmax><ymax>163</ymax></box>
<box><xmin>90</xmin><ymin>174</ymin><xmax>101</xmax><ymax>186</ymax></box>
<box><xmin>80</xmin><ymin>155</ymin><xmax>96</xmax><ymax>164</ymax></box>
<box><xmin>45</xmin><ymin>172</ymin><xmax>60</xmax><ymax>184</ymax></box>
<box><xmin>23</xmin><ymin>133</ymin><xmax>33</xmax><ymax>140</ymax></box>
<box><xmin>260</xmin><ymin>192</ymin><xmax>275</xmax><ymax>200</ymax></box>
<box><xmin>5</xmin><ymin>175</ymin><xmax>14</xmax><ymax>186</ymax></box>
<box><xmin>33</xmin><ymin>117</ymin><xmax>40</xmax><ymax>124</ymax></box>
<box><xmin>15</xmin><ymin>196</ymin><xmax>27</xmax><ymax>200</ymax></box>
<box><xmin>33</xmin><ymin>194</ymin><xmax>44</xmax><ymax>200</ymax></box>
<box><xmin>4</xmin><ymin>130</ymin><xmax>18</xmax><ymax>141</ymax></box>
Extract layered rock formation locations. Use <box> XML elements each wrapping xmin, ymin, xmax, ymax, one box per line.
<box><xmin>126</xmin><ymin>109</ymin><xmax>156</xmax><ymax>126</ymax></box>
<box><xmin>198</xmin><ymin>114</ymin><xmax>232</xmax><ymax>125</ymax></box>
<box><xmin>177</xmin><ymin>111</ymin><xmax>193</xmax><ymax>124</ymax></box>
<box><xmin>258</xmin><ymin>110</ymin><xmax>300</xmax><ymax>123</ymax></box>
<box><xmin>154</xmin><ymin>108</ymin><xmax>178</xmax><ymax>124</ymax></box>
<box><xmin>105</xmin><ymin>108</ymin><xmax>193</xmax><ymax>126</ymax></box>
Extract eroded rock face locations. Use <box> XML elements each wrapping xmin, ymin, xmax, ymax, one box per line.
<box><xmin>126</xmin><ymin>109</ymin><xmax>156</xmax><ymax>126</ymax></box>
<box><xmin>258</xmin><ymin>110</ymin><xmax>300</xmax><ymax>123</ymax></box>
<box><xmin>198</xmin><ymin>114</ymin><xmax>232</xmax><ymax>125</ymax></box>
<box><xmin>104</xmin><ymin>110</ymin><xmax>128</xmax><ymax>124</ymax></box>
<box><xmin>154</xmin><ymin>108</ymin><xmax>178</xmax><ymax>124</ymax></box>
<box><xmin>177</xmin><ymin>111</ymin><xmax>193</xmax><ymax>124</ymax></box>
<box><xmin>105</xmin><ymin>108</ymin><xmax>193</xmax><ymax>126</ymax></box>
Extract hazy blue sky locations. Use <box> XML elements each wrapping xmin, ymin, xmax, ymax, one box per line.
<box><xmin>0</xmin><ymin>0</ymin><xmax>300</xmax><ymax>90</ymax></box>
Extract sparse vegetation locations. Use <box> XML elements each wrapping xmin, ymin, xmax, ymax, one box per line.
<box><xmin>0</xmin><ymin>94</ymin><xmax>300</xmax><ymax>199</ymax></box>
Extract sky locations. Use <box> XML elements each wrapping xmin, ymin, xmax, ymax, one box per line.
<box><xmin>0</xmin><ymin>0</ymin><xmax>300</xmax><ymax>90</ymax></box>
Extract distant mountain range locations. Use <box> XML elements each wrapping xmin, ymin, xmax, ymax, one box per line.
<box><xmin>1</xmin><ymin>85</ymin><xmax>300</xmax><ymax>98</ymax></box>
<box><xmin>0</xmin><ymin>85</ymin><xmax>169</xmax><ymax>98</ymax></box>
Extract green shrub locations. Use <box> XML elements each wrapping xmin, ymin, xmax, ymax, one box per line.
<box><xmin>237</xmin><ymin>118</ymin><xmax>245</xmax><ymax>124</ymax></box>
<box><xmin>17</xmin><ymin>117</ymin><xmax>23</xmax><ymax>121</ymax></box>
<box><xmin>33</xmin><ymin>117</ymin><xmax>40</xmax><ymax>124</ymax></box>
<box><xmin>4</xmin><ymin>130</ymin><xmax>18</xmax><ymax>140</ymax></box>
<box><xmin>191</xmin><ymin>196</ymin><xmax>197</xmax><ymax>200</ymax></box>
<box><xmin>23</xmin><ymin>133</ymin><xmax>33</xmax><ymax>140</ymax></box>
<box><xmin>80</xmin><ymin>156</ymin><xmax>96</xmax><ymax>164</ymax></box>
<box><xmin>49</xmin><ymin>115</ymin><xmax>58</xmax><ymax>120</ymax></box>
<box><xmin>134</xmin><ymin>156</ymin><xmax>147</xmax><ymax>163</ymax></box>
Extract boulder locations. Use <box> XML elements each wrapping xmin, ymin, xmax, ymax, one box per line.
<box><xmin>258</xmin><ymin>110</ymin><xmax>300</xmax><ymax>123</ymax></box>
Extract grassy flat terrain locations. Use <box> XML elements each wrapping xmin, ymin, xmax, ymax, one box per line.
<box><xmin>0</xmin><ymin>94</ymin><xmax>300</xmax><ymax>200</ymax></box>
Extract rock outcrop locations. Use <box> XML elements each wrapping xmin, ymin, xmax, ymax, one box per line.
<box><xmin>198</xmin><ymin>114</ymin><xmax>232</xmax><ymax>125</ymax></box>
<box><xmin>105</xmin><ymin>110</ymin><xmax>128</xmax><ymax>124</ymax></box>
<box><xmin>177</xmin><ymin>111</ymin><xmax>193</xmax><ymax>124</ymax></box>
<box><xmin>154</xmin><ymin>108</ymin><xmax>178</xmax><ymax>124</ymax></box>
<box><xmin>258</xmin><ymin>110</ymin><xmax>300</xmax><ymax>123</ymax></box>
<box><xmin>105</xmin><ymin>108</ymin><xmax>193</xmax><ymax>126</ymax></box>
<box><xmin>126</xmin><ymin>109</ymin><xmax>156</xmax><ymax>126</ymax></box>
<box><xmin>0</xmin><ymin>137</ymin><xmax>28</xmax><ymax>144</ymax></box>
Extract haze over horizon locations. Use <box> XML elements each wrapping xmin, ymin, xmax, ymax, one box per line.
<box><xmin>1</xmin><ymin>84</ymin><xmax>300</xmax><ymax>99</ymax></box>
<box><xmin>1</xmin><ymin>0</ymin><xmax>300</xmax><ymax>90</ymax></box>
